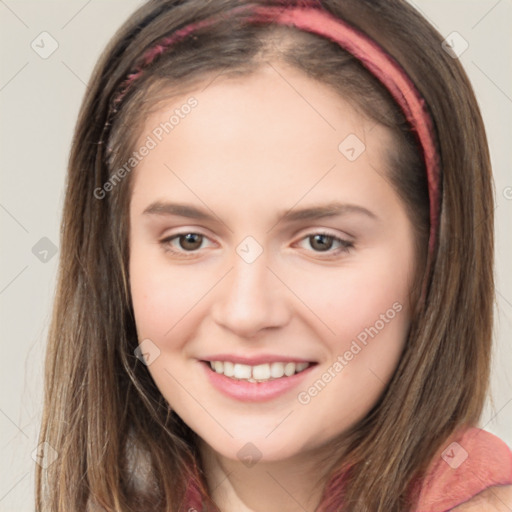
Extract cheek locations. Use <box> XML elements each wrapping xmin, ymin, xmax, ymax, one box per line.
<box><xmin>294</xmin><ymin>254</ymin><xmax>412</xmax><ymax>434</ymax></box>
<box><xmin>293</xmin><ymin>290</ymin><xmax>410</xmax><ymax>445</ymax></box>
<box><xmin>130</xmin><ymin>264</ymin><xmax>166</xmax><ymax>339</ymax></box>
<box><xmin>335</xmin><ymin>281</ymin><xmax>407</xmax><ymax>346</ymax></box>
<box><xmin>129</xmin><ymin>246</ymin><xmax>188</xmax><ymax>342</ymax></box>
<box><xmin>304</xmin><ymin>253</ymin><xmax>411</xmax><ymax>351</ymax></box>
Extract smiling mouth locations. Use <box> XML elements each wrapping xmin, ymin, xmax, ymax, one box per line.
<box><xmin>201</xmin><ymin>360</ymin><xmax>318</xmax><ymax>383</ymax></box>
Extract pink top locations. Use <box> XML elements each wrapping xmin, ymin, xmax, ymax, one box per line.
<box><xmin>415</xmin><ymin>427</ymin><xmax>512</xmax><ymax>511</ymax></box>
<box><xmin>184</xmin><ymin>427</ymin><xmax>512</xmax><ymax>511</ymax></box>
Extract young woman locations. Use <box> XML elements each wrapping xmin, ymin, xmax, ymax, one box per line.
<box><xmin>36</xmin><ymin>1</ymin><xmax>512</xmax><ymax>510</ymax></box>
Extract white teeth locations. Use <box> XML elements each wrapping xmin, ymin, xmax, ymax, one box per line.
<box><xmin>233</xmin><ymin>363</ymin><xmax>252</xmax><ymax>379</ymax></box>
<box><xmin>270</xmin><ymin>362</ymin><xmax>285</xmax><ymax>378</ymax></box>
<box><xmin>207</xmin><ymin>360</ymin><xmax>312</xmax><ymax>382</ymax></box>
<box><xmin>253</xmin><ymin>364</ymin><xmax>271</xmax><ymax>380</ymax></box>
<box><xmin>223</xmin><ymin>361</ymin><xmax>235</xmax><ymax>377</ymax></box>
<box><xmin>284</xmin><ymin>362</ymin><xmax>296</xmax><ymax>377</ymax></box>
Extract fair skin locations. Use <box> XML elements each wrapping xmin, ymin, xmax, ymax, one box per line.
<box><xmin>127</xmin><ymin>62</ymin><xmax>508</xmax><ymax>511</ymax></box>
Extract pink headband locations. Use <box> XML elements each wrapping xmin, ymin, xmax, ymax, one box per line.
<box><xmin>110</xmin><ymin>2</ymin><xmax>440</xmax><ymax>299</ymax></box>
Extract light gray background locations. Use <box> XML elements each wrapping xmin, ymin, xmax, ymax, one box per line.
<box><xmin>1</xmin><ymin>1</ymin><xmax>511</xmax><ymax>510</ymax></box>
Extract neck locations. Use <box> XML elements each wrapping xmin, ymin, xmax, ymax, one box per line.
<box><xmin>197</xmin><ymin>437</ymin><xmax>343</xmax><ymax>512</ymax></box>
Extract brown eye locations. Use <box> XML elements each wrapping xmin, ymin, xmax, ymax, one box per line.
<box><xmin>297</xmin><ymin>232</ymin><xmax>354</xmax><ymax>257</ymax></box>
<box><xmin>309</xmin><ymin>234</ymin><xmax>336</xmax><ymax>252</ymax></box>
<box><xmin>160</xmin><ymin>232</ymin><xmax>211</xmax><ymax>257</ymax></box>
<box><xmin>177</xmin><ymin>233</ymin><xmax>203</xmax><ymax>251</ymax></box>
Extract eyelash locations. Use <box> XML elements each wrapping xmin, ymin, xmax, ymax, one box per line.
<box><xmin>159</xmin><ymin>231</ymin><xmax>354</xmax><ymax>259</ymax></box>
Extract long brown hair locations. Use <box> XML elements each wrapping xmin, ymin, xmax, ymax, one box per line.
<box><xmin>36</xmin><ymin>1</ymin><xmax>494</xmax><ymax>510</ymax></box>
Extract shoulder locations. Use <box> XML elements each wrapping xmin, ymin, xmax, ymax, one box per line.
<box><xmin>450</xmin><ymin>484</ymin><xmax>512</xmax><ymax>511</ymax></box>
<box><xmin>415</xmin><ymin>427</ymin><xmax>512</xmax><ymax>512</ymax></box>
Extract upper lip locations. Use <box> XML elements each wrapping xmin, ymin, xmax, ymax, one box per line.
<box><xmin>200</xmin><ymin>354</ymin><xmax>317</xmax><ymax>365</ymax></box>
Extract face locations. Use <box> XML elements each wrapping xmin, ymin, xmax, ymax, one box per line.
<box><xmin>128</xmin><ymin>62</ymin><xmax>417</xmax><ymax>464</ymax></box>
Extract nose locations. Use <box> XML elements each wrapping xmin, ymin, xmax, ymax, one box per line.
<box><xmin>211</xmin><ymin>247</ymin><xmax>291</xmax><ymax>339</ymax></box>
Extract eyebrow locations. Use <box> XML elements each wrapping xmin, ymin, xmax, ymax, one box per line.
<box><xmin>142</xmin><ymin>201</ymin><xmax>378</xmax><ymax>224</ymax></box>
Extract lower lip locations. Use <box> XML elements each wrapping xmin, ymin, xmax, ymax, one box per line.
<box><xmin>200</xmin><ymin>361</ymin><xmax>316</xmax><ymax>402</ymax></box>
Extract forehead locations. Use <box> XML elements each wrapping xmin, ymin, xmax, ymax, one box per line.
<box><xmin>130</xmin><ymin>63</ymin><xmax>395</xmax><ymax>210</ymax></box>
<box><xmin>136</xmin><ymin>63</ymin><xmax>378</xmax><ymax>145</ymax></box>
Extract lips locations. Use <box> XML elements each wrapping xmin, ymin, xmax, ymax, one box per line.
<box><xmin>200</xmin><ymin>359</ymin><xmax>318</xmax><ymax>402</ymax></box>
